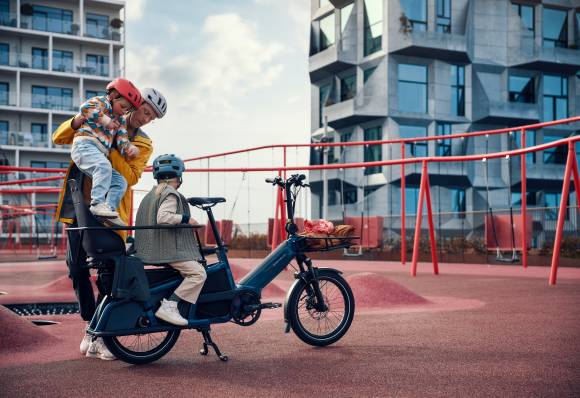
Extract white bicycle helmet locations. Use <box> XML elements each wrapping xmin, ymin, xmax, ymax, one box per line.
<box><xmin>141</xmin><ymin>87</ymin><xmax>167</xmax><ymax>118</ymax></box>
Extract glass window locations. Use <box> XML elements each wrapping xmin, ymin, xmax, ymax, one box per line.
<box><xmin>363</xmin><ymin>66</ymin><xmax>377</xmax><ymax>83</ymax></box>
<box><xmin>512</xmin><ymin>3</ymin><xmax>534</xmax><ymax>32</ymax></box>
<box><xmin>401</xmin><ymin>0</ymin><xmax>427</xmax><ymax>31</ymax></box>
<box><xmin>319</xmin><ymin>13</ymin><xmax>335</xmax><ymax>52</ymax></box>
<box><xmin>543</xmin><ymin>8</ymin><xmax>567</xmax><ymax>48</ymax></box>
<box><xmin>0</xmin><ymin>43</ymin><xmax>8</xmax><ymax>65</ymax></box>
<box><xmin>32</xmin><ymin>48</ymin><xmax>48</xmax><ymax>70</ymax></box>
<box><xmin>364</xmin><ymin>126</ymin><xmax>382</xmax><ymax>175</ymax></box>
<box><xmin>32</xmin><ymin>86</ymin><xmax>73</xmax><ymax>111</ymax></box>
<box><xmin>400</xmin><ymin>124</ymin><xmax>427</xmax><ymax>157</ymax></box>
<box><xmin>511</xmin><ymin>191</ymin><xmax>537</xmax><ymax>207</ymax></box>
<box><xmin>319</xmin><ymin>84</ymin><xmax>331</xmax><ymax>128</ymax></box>
<box><xmin>340</xmin><ymin>73</ymin><xmax>356</xmax><ymax>101</ymax></box>
<box><xmin>85</xmin><ymin>90</ymin><xmax>106</xmax><ymax>99</ymax></box>
<box><xmin>86</xmin><ymin>13</ymin><xmax>110</xmax><ymax>39</ymax></box>
<box><xmin>31</xmin><ymin>123</ymin><xmax>47</xmax><ymax>144</ymax></box>
<box><xmin>31</xmin><ymin>5</ymin><xmax>73</xmax><ymax>34</ymax></box>
<box><xmin>340</xmin><ymin>3</ymin><xmax>354</xmax><ymax>33</ymax></box>
<box><xmin>398</xmin><ymin>64</ymin><xmax>427</xmax><ymax>113</ymax></box>
<box><xmin>53</xmin><ymin>49</ymin><xmax>73</xmax><ymax>72</ymax></box>
<box><xmin>543</xmin><ymin>133</ymin><xmax>566</xmax><ymax>164</ymax></box>
<box><xmin>343</xmin><ymin>188</ymin><xmax>357</xmax><ymax>204</ymax></box>
<box><xmin>509</xmin><ymin>75</ymin><xmax>535</xmax><ymax>103</ymax></box>
<box><xmin>436</xmin><ymin>0</ymin><xmax>451</xmax><ymax>33</ymax></box>
<box><xmin>436</xmin><ymin>122</ymin><xmax>452</xmax><ymax>156</ymax></box>
<box><xmin>364</xmin><ymin>0</ymin><xmax>382</xmax><ymax>56</ymax></box>
<box><xmin>0</xmin><ymin>120</ymin><xmax>8</xmax><ymax>145</ymax></box>
<box><xmin>451</xmin><ymin>188</ymin><xmax>466</xmax><ymax>218</ymax></box>
<box><xmin>86</xmin><ymin>54</ymin><xmax>109</xmax><ymax>77</ymax></box>
<box><xmin>514</xmin><ymin>130</ymin><xmax>536</xmax><ymax>164</ymax></box>
<box><xmin>543</xmin><ymin>75</ymin><xmax>567</xmax><ymax>122</ymax></box>
<box><xmin>545</xmin><ymin>192</ymin><xmax>569</xmax><ymax>220</ymax></box>
<box><xmin>0</xmin><ymin>82</ymin><xmax>8</xmax><ymax>105</ymax></box>
<box><xmin>451</xmin><ymin>65</ymin><xmax>465</xmax><ymax>116</ymax></box>
<box><xmin>405</xmin><ymin>186</ymin><xmax>420</xmax><ymax>215</ymax></box>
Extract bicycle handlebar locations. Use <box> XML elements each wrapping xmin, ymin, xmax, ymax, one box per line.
<box><xmin>265</xmin><ymin>174</ymin><xmax>308</xmax><ymax>188</ymax></box>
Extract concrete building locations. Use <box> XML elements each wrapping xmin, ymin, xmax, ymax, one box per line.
<box><xmin>0</xmin><ymin>0</ymin><xmax>126</xmax><ymax>236</ymax></box>
<box><xmin>308</xmin><ymin>0</ymin><xmax>580</xmax><ymax>248</ymax></box>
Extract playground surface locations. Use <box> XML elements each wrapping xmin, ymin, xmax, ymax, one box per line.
<box><xmin>1</xmin><ymin>258</ymin><xmax>580</xmax><ymax>397</ymax></box>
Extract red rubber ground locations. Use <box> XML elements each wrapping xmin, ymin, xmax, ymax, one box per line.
<box><xmin>1</xmin><ymin>259</ymin><xmax>580</xmax><ymax>397</ymax></box>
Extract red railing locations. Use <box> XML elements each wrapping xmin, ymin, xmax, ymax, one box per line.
<box><xmin>0</xmin><ymin>116</ymin><xmax>578</xmax><ymax>284</ymax></box>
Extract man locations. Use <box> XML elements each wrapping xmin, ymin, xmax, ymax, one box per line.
<box><xmin>53</xmin><ymin>88</ymin><xmax>167</xmax><ymax>360</ymax></box>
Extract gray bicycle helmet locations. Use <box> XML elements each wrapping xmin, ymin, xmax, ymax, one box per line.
<box><xmin>141</xmin><ymin>87</ymin><xmax>167</xmax><ymax>118</ymax></box>
<box><xmin>152</xmin><ymin>154</ymin><xmax>185</xmax><ymax>181</ymax></box>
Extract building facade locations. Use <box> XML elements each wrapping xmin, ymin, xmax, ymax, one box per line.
<box><xmin>308</xmin><ymin>0</ymin><xmax>580</xmax><ymax>247</ymax></box>
<box><xmin>0</xmin><ymin>0</ymin><xmax>125</xmax><ymax>236</ymax></box>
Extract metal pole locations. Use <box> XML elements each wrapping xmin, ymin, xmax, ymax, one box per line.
<box><xmin>401</xmin><ymin>142</ymin><xmax>406</xmax><ymax>265</ymax></box>
<box><xmin>520</xmin><ymin>129</ymin><xmax>528</xmax><ymax>268</ymax></box>
<box><xmin>322</xmin><ymin>116</ymin><xmax>329</xmax><ymax>220</ymax></box>
<box><xmin>549</xmin><ymin>144</ymin><xmax>576</xmax><ymax>285</ymax></box>
<box><xmin>423</xmin><ymin>163</ymin><xmax>439</xmax><ymax>275</ymax></box>
<box><xmin>411</xmin><ymin>161</ymin><xmax>427</xmax><ymax>276</ymax></box>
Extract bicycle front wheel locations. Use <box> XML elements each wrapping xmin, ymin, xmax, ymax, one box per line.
<box><xmin>287</xmin><ymin>270</ymin><xmax>355</xmax><ymax>346</ymax></box>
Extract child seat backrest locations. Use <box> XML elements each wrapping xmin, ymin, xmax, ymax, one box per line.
<box><xmin>68</xmin><ymin>179</ymin><xmax>125</xmax><ymax>259</ymax></box>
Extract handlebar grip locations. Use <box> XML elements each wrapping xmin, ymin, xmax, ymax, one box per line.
<box><xmin>265</xmin><ymin>178</ymin><xmax>275</xmax><ymax>183</ymax></box>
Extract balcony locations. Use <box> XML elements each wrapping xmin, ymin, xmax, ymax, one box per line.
<box><xmin>20</xmin><ymin>93</ymin><xmax>78</xmax><ymax>112</ymax></box>
<box><xmin>0</xmin><ymin>12</ymin><xmax>17</xmax><ymax>28</ymax></box>
<box><xmin>473</xmin><ymin>100</ymin><xmax>539</xmax><ymax>124</ymax></box>
<box><xmin>511</xmin><ymin>37</ymin><xmax>580</xmax><ymax>74</ymax></box>
<box><xmin>84</xmin><ymin>27</ymin><xmax>122</xmax><ymax>42</ymax></box>
<box><xmin>323</xmin><ymin>85</ymin><xmax>387</xmax><ymax>129</ymax></box>
<box><xmin>0</xmin><ymin>92</ymin><xmax>17</xmax><ymax>107</ymax></box>
<box><xmin>19</xmin><ymin>15</ymin><xmax>80</xmax><ymax>37</ymax></box>
<box><xmin>0</xmin><ymin>52</ymin><xmax>48</xmax><ymax>70</ymax></box>
<box><xmin>310</xmin><ymin>32</ymin><xmax>357</xmax><ymax>81</ymax></box>
<box><xmin>390</xmin><ymin>30</ymin><xmax>469</xmax><ymax>63</ymax></box>
<box><xmin>0</xmin><ymin>131</ymin><xmax>49</xmax><ymax>148</ymax></box>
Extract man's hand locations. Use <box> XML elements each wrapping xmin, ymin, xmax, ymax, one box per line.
<box><xmin>126</xmin><ymin>144</ymin><xmax>140</xmax><ymax>159</ymax></box>
<box><xmin>188</xmin><ymin>217</ymin><xmax>199</xmax><ymax>226</ymax></box>
<box><xmin>71</xmin><ymin>114</ymin><xmax>87</xmax><ymax>130</ymax></box>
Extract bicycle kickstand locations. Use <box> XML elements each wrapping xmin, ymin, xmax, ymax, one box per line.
<box><xmin>198</xmin><ymin>326</ymin><xmax>228</xmax><ymax>362</ymax></box>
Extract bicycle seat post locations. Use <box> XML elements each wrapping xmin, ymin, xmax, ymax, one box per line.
<box><xmin>204</xmin><ymin>205</ymin><xmax>225</xmax><ymax>253</ymax></box>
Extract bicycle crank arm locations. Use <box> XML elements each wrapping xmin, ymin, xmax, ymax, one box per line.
<box><xmin>244</xmin><ymin>302</ymin><xmax>282</xmax><ymax>312</ymax></box>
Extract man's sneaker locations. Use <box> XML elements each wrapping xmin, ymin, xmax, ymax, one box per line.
<box><xmin>80</xmin><ymin>333</ymin><xmax>92</xmax><ymax>355</ymax></box>
<box><xmin>155</xmin><ymin>299</ymin><xmax>188</xmax><ymax>326</ymax></box>
<box><xmin>90</xmin><ymin>203</ymin><xmax>118</xmax><ymax>218</ymax></box>
<box><xmin>86</xmin><ymin>338</ymin><xmax>117</xmax><ymax>361</ymax></box>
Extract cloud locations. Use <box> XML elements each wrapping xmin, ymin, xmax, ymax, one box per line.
<box><xmin>126</xmin><ymin>0</ymin><xmax>146</xmax><ymax>21</ymax></box>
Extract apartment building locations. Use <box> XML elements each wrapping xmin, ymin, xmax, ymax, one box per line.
<box><xmin>308</xmin><ymin>0</ymin><xmax>580</xmax><ymax>247</ymax></box>
<box><xmin>0</xmin><ymin>0</ymin><xmax>125</xmax><ymax>235</ymax></box>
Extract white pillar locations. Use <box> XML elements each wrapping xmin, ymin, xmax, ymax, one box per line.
<box><xmin>322</xmin><ymin>116</ymin><xmax>329</xmax><ymax>220</ymax></box>
<box><xmin>16</xmin><ymin>70</ymin><xmax>20</xmax><ymax>107</ymax></box>
<box><xmin>47</xmin><ymin>112</ymin><xmax>53</xmax><ymax>148</ymax></box>
<box><xmin>109</xmin><ymin>43</ymin><xmax>113</xmax><ymax>77</ymax></box>
<box><xmin>48</xmin><ymin>36</ymin><xmax>53</xmax><ymax>71</ymax></box>
<box><xmin>80</xmin><ymin>0</ymin><xmax>84</xmax><ymax>36</ymax></box>
<box><xmin>16</xmin><ymin>0</ymin><xmax>20</xmax><ymax>27</ymax></box>
<box><xmin>79</xmin><ymin>76</ymin><xmax>84</xmax><ymax>105</ymax></box>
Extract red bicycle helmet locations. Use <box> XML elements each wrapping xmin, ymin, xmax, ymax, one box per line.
<box><xmin>106</xmin><ymin>78</ymin><xmax>142</xmax><ymax>108</ymax></box>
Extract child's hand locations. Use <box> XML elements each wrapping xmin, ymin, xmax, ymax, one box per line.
<box><xmin>107</xmin><ymin>119</ymin><xmax>121</xmax><ymax>131</ymax></box>
<box><xmin>126</xmin><ymin>144</ymin><xmax>140</xmax><ymax>159</ymax></box>
<box><xmin>71</xmin><ymin>114</ymin><xmax>87</xmax><ymax>130</ymax></box>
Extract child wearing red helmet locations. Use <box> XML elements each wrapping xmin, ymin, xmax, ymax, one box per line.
<box><xmin>71</xmin><ymin>78</ymin><xmax>142</xmax><ymax>226</ymax></box>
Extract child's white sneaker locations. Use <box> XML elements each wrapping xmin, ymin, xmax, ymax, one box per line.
<box><xmin>102</xmin><ymin>216</ymin><xmax>127</xmax><ymax>227</ymax></box>
<box><xmin>86</xmin><ymin>338</ymin><xmax>116</xmax><ymax>361</ymax></box>
<box><xmin>90</xmin><ymin>203</ymin><xmax>118</xmax><ymax>218</ymax></box>
<box><xmin>155</xmin><ymin>299</ymin><xmax>188</xmax><ymax>326</ymax></box>
<box><xmin>80</xmin><ymin>332</ymin><xmax>92</xmax><ymax>355</ymax></box>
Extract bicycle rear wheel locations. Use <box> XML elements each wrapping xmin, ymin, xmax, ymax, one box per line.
<box><xmin>103</xmin><ymin>330</ymin><xmax>180</xmax><ymax>365</ymax></box>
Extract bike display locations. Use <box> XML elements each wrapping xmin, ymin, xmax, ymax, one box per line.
<box><xmin>66</xmin><ymin>174</ymin><xmax>356</xmax><ymax>364</ymax></box>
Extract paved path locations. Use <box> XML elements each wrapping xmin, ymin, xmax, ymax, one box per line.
<box><xmin>1</xmin><ymin>259</ymin><xmax>579</xmax><ymax>397</ymax></box>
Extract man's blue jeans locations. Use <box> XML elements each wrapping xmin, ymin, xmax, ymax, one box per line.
<box><xmin>71</xmin><ymin>139</ymin><xmax>127</xmax><ymax>210</ymax></box>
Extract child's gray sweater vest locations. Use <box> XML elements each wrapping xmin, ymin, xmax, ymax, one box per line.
<box><xmin>134</xmin><ymin>185</ymin><xmax>201</xmax><ymax>264</ymax></box>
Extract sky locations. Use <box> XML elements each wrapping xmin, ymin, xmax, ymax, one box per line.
<box><xmin>124</xmin><ymin>0</ymin><xmax>312</xmax><ymax>227</ymax></box>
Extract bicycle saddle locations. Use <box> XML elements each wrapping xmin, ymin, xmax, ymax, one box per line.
<box><xmin>187</xmin><ymin>197</ymin><xmax>226</xmax><ymax>206</ymax></box>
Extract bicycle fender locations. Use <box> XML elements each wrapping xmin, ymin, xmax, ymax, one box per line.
<box><xmin>283</xmin><ymin>267</ymin><xmax>342</xmax><ymax>322</ymax></box>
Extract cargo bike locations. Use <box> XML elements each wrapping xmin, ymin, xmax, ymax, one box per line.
<box><xmin>67</xmin><ymin>174</ymin><xmax>356</xmax><ymax>364</ymax></box>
